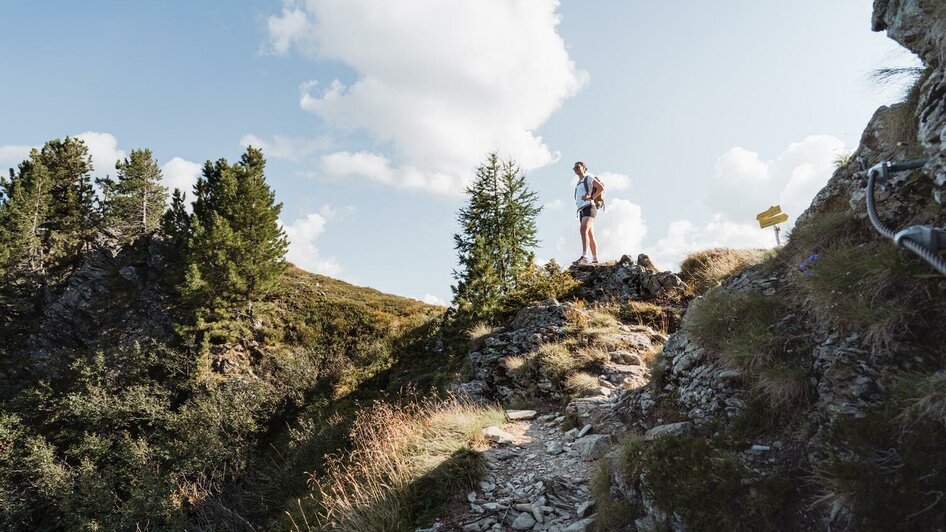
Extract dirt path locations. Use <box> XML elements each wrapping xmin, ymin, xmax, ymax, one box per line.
<box><xmin>418</xmin><ymin>409</ymin><xmax>607</xmax><ymax>532</ymax></box>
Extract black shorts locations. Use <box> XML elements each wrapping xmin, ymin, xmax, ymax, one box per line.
<box><xmin>579</xmin><ymin>205</ymin><xmax>597</xmax><ymax>220</ymax></box>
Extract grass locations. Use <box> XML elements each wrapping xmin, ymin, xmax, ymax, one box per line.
<box><xmin>294</xmin><ymin>396</ymin><xmax>505</xmax><ymax>531</ymax></box>
<box><xmin>613</xmin><ymin>300</ymin><xmax>671</xmax><ymax>332</ymax></box>
<box><xmin>530</xmin><ymin>341</ymin><xmax>607</xmax><ymax>383</ymax></box>
<box><xmin>684</xmin><ymin>289</ymin><xmax>784</xmax><ymax>370</ymax></box>
<box><xmin>895</xmin><ymin>371</ymin><xmax>946</xmax><ymax>428</ymax></box>
<box><xmin>566</xmin><ymin>372</ymin><xmax>600</xmax><ymax>395</ymax></box>
<box><xmin>679</xmin><ymin>248</ymin><xmax>774</xmax><ymax>295</ymax></box>
<box><xmin>620</xmin><ymin>434</ymin><xmax>792</xmax><ymax>531</ymax></box>
<box><xmin>752</xmin><ymin>364</ymin><xmax>811</xmax><ymax>410</ymax></box>
<box><xmin>590</xmin><ymin>461</ymin><xmax>637</xmax><ymax>531</ymax></box>
<box><xmin>802</xmin><ymin>240</ymin><xmax>923</xmax><ymax>346</ymax></box>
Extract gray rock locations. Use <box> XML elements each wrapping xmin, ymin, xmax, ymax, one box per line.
<box><xmin>507</xmin><ymin>409</ymin><xmax>538</xmax><ymax>420</ymax></box>
<box><xmin>483</xmin><ymin>426</ymin><xmax>515</xmax><ymax>445</ymax></box>
<box><xmin>511</xmin><ymin>511</ymin><xmax>537</xmax><ymax>530</ymax></box>
<box><xmin>644</xmin><ymin>422</ymin><xmax>693</xmax><ymax>441</ymax></box>
<box><xmin>577</xmin><ymin>424</ymin><xmax>593</xmax><ymax>438</ymax></box>
<box><xmin>547</xmin><ymin>441</ymin><xmax>564</xmax><ymax>455</ymax></box>
<box><xmin>575</xmin><ymin>434</ymin><xmax>611</xmax><ymax>461</ymax></box>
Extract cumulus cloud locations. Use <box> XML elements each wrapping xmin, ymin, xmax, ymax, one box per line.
<box><xmin>421</xmin><ymin>293</ymin><xmax>448</xmax><ymax>307</ymax></box>
<box><xmin>597</xmin><ymin>171</ymin><xmax>632</xmax><ymax>191</ymax></box>
<box><xmin>281</xmin><ymin>211</ymin><xmax>342</xmax><ymax>276</ymax></box>
<box><xmin>76</xmin><ymin>131</ymin><xmax>127</xmax><ymax>179</ymax></box>
<box><xmin>0</xmin><ymin>144</ymin><xmax>33</xmax><ymax>172</ymax></box>
<box><xmin>708</xmin><ymin>135</ymin><xmax>845</xmax><ymax>224</ymax></box>
<box><xmin>240</xmin><ymin>133</ymin><xmax>332</xmax><ymax>161</ymax></box>
<box><xmin>162</xmin><ymin>157</ymin><xmax>203</xmax><ymax>200</ymax></box>
<box><xmin>266</xmin><ymin>0</ymin><xmax>587</xmax><ymax>195</ymax></box>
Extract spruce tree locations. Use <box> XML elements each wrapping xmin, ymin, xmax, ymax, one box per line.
<box><xmin>452</xmin><ymin>154</ymin><xmax>542</xmax><ymax>322</ymax></box>
<box><xmin>182</xmin><ymin>147</ymin><xmax>288</xmax><ymax>321</ymax></box>
<box><xmin>100</xmin><ymin>149</ymin><xmax>168</xmax><ymax>241</ymax></box>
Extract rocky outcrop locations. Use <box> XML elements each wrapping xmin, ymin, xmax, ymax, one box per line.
<box><xmin>569</xmin><ymin>254</ymin><xmax>687</xmax><ymax>303</ymax></box>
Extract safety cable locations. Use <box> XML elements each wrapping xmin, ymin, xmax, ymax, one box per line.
<box><xmin>862</xmin><ymin>157</ymin><xmax>946</xmax><ymax>276</ymax></box>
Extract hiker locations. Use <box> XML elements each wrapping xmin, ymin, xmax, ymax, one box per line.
<box><xmin>572</xmin><ymin>161</ymin><xmax>604</xmax><ymax>265</ymax></box>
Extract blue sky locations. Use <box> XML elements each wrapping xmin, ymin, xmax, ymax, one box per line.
<box><xmin>0</xmin><ymin>1</ymin><xmax>919</xmax><ymax>305</ymax></box>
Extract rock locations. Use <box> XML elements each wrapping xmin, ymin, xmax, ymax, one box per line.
<box><xmin>576</xmin><ymin>500</ymin><xmax>594</xmax><ymax>518</ymax></box>
<box><xmin>483</xmin><ymin>426</ymin><xmax>515</xmax><ymax>445</ymax></box>
<box><xmin>511</xmin><ymin>511</ymin><xmax>536</xmax><ymax>530</ymax></box>
<box><xmin>547</xmin><ymin>441</ymin><xmax>564</xmax><ymax>455</ymax></box>
<box><xmin>575</xmin><ymin>434</ymin><xmax>610</xmax><ymax>461</ymax></box>
<box><xmin>507</xmin><ymin>409</ymin><xmax>538</xmax><ymax>420</ymax></box>
<box><xmin>577</xmin><ymin>424</ymin><xmax>593</xmax><ymax>438</ymax></box>
<box><xmin>644</xmin><ymin>422</ymin><xmax>693</xmax><ymax>441</ymax></box>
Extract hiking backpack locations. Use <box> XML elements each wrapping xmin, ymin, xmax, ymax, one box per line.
<box><xmin>583</xmin><ymin>175</ymin><xmax>605</xmax><ymax>210</ymax></box>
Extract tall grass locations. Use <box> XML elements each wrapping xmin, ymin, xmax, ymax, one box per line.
<box><xmin>293</xmin><ymin>396</ymin><xmax>505</xmax><ymax>531</ymax></box>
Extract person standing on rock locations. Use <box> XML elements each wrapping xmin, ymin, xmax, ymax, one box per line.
<box><xmin>572</xmin><ymin>161</ymin><xmax>604</xmax><ymax>265</ymax></box>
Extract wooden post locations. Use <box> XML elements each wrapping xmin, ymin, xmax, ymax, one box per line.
<box><xmin>774</xmin><ymin>225</ymin><xmax>781</xmax><ymax>246</ymax></box>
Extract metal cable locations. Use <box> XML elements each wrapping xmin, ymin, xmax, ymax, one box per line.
<box><xmin>866</xmin><ymin>159</ymin><xmax>946</xmax><ymax>276</ymax></box>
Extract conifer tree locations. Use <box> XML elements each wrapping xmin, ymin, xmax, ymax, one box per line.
<box><xmin>36</xmin><ymin>137</ymin><xmax>96</xmax><ymax>276</ymax></box>
<box><xmin>452</xmin><ymin>154</ymin><xmax>541</xmax><ymax>322</ymax></box>
<box><xmin>182</xmin><ymin>147</ymin><xmax>288</xmax><ymax>320</ymax></box>
<box><xmin>0</xmin><ymin>153</ymin><xmax>55</xmax><ymax>322</ymax></box>
<box><xmin>99</xmin><ymin>149</ymin><xmax>168</xmax><ymax>241</ymax></box>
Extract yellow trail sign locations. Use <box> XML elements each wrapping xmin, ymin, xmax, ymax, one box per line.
<box><xmin>759</xmin><ymin>213</ymin><xmax>789</xmax><ymax>229</ymax></box>
<box><xmin>756</xmin><ymin>205</ymin><xmax>782</xmax><ymax>221</ymax></box>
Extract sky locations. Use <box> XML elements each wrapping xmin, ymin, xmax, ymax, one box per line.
<box><xmin>0</xmin><ymin>1</ymin><xmax>921</xmax><ymax>306</ymax></box>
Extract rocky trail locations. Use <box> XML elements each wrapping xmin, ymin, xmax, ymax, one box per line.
<box><xmin>420</xmin><ymin>408</ymin><xmax>611</xmax><ymax>532</ymax></box>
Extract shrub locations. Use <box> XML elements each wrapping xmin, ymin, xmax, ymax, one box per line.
<box><xmin>679</xmin><ymin>248</ymin><xmax>774</xmax><ymax>295</ymax></box>
<box><xmin>590</xmin><ymin>461</ymin><xmax>637</xmax><ymax>531</ymax></box>
<box><xmin>498</xmin><ymin>259</ymin><xmax>579</xmax><ymax>321</ymax></box>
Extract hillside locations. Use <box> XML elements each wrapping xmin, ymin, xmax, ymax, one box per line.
<box><xmin>0</xmin><ymin>236</ymin><xmax>445</xmax><ymax>530</ymax></box>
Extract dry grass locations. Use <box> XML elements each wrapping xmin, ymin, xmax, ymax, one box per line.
<box><xmin>684</xmin><ymin>289</ymin><xmax>784</xmax><ymax>370</ymax></box>
<box><xmin>753</xmin><ymin>364</ymin><xmax>810</xmax><ymax>409</ymax></box>
<box><xmin>588</xmin><ymin>310</ymin><xmax>620</xmax><ymax>329</ymax></box>
<box><xmin>896</xmin><ymin>371</ymin><xmax>946</xmax><ymax>428</ymax></box>
<box><xmin>296</xmin><ymin>396</ymin><xmax>505</xmax><ymax>531</ymax></box>
<box><xmin>616</xmin><ymin>300</ymin><xmax>669</xmax><ymax>332</ymax></box>
<box><xmin>466</xmin><ymin>322</ymin><xmax>498</xmax><ymax>345</ymax></box>
<box><xmin>503</xmin><ymin>355</ymin><xmax>528</xmax><ymax>374</ymax></box>
<box><xmin>566</xmin><ymin>372</ymin><xmax>600</xmax><ymax>395</ymax></box>
<box><xmin>679</xmin><ymin>248</ymin><xmax>774</xmax><ymax>295</ymax></box>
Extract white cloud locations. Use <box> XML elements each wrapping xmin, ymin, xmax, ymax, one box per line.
<box><xmin>708</xmin><ymin>135</ymin><xmax>844</xmax><ymax>225</ymax></box>
<box><xmin>162</xmin><ymin>157</ymin><xmax>202</xmax><ymax>200</ymax></box>
<box><xmin>421</xmin><ymin>293</ymin><xmax>447</xmax><ymax>307</ymax></box>
<box><xmin>544</xmin><ymin>199</ymin><xmax>564</xmax><ymax>210</ymax></box>
<box><xmin>240</xmin><ymin>133</ymin><xmax>332</xmax><ymax>161</ymax></box>
<box><xmin>0</xmin><ymin>144</ymin><xmax>33</xmax><ymax>173</ymax></box>
<box><xmin>76</xmin><ymin>131</ymin><xmax>126</xmax><ymax>179</ymax></box>
<box><xmin>267</xmin><ymin>0</ymin><xmax>587</xmax><ymax>195</ymax></box>
<box><xmin>281</xmin><ymin>211</ymin><xmax>342</xmax><ymax>276</ymax></box>
<box><xmin>647</xmin><ymin>216</ymin><xmax>775</xmax><ymax>271</ymax></box>
<box><xmin>597</xmin><ymin>171</ymin><xmax>632</xmax><ymax>191</ymax></box>
<box><xmin>590</xmin><ymin>198</ymin><xmax>648</xmax><ymax>261</ymax></box>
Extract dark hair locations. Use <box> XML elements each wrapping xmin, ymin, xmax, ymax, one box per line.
<box><xmin>573</xmin><ymin>161</ymin><xmax>586</xmax><ymax>170</ymax></box>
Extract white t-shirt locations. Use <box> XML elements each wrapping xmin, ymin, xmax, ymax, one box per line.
<box><xmin>574</xmin><ymin>173</ymin><xmax>596</xmax><ymax>210</ymax></box>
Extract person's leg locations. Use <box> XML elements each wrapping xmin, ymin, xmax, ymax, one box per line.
<box><xmin>579</xmin><ymin>217</ymin><xmax>590</xmax><ymax>256</ymax></box>
<box><xmin>587</xmin><ymin>218</ymin><xmax>598</xmax><ymax>260</ymax></box>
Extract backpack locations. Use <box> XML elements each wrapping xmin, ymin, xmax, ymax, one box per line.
<box><xmin>583</xmin><ymin>175</ymin><xmax>605</xmax><ymax>210</ymax></box>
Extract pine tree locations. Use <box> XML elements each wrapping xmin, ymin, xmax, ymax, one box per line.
<box><xmin>159</xmin><ymin>188</ymin><xmax>191</xmax><ymax>284</ymax></box>
<box><xmin>36</xmin><ymin>137</ymin><xmax>96</xmax><ymax>277</ymax></box>
<box><xmin>182</xmin><ymin>147</ymin><xmax>288</xmax><ymax>321</ymax></box>
<box><xmin>0</xmin><ymin>153</ymin><xmax>55</xmax><ymax>323</ymax></box>
<box><xmin>99</xmin><ymin>149</ymin><xmax>168</xmax><ymax>241</ymax></box>
<box><xmin>452</xmin><ymin>154</ymin><xmax>542</xmax><ymax>322</ymax></box>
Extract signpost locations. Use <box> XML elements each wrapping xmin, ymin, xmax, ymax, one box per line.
<box><xmin>757</xmin><ymin>205</ymin><xmax>788</xmax><ymax>245</ymax></box>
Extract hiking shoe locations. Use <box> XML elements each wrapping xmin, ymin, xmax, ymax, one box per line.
<box><xmin>572</xmin><ymin>257</ymin><xmax>589</xmax><ymax>266</ymax></box>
